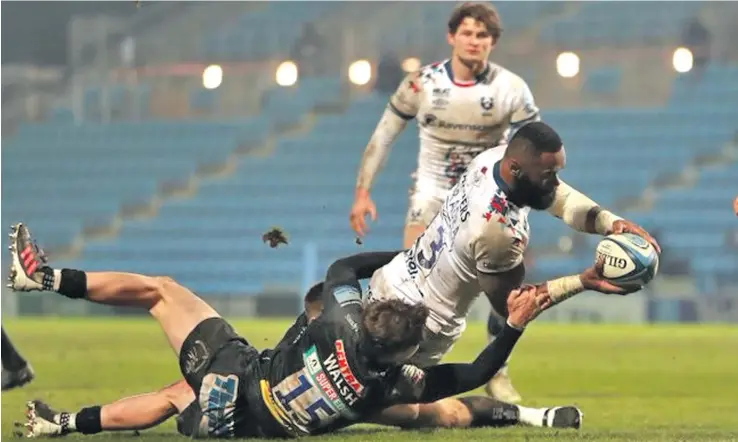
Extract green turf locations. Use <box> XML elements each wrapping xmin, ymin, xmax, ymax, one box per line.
<box><xmin>2</xmin><ymin>319</ymin><xmax>738</xmax><ymax>441</ymax></box>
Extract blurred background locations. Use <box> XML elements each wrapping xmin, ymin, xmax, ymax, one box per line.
<box><xmin>2</xmin><ymin>1</ymin><xmax>737</xmax><ymax>324</ymax></box>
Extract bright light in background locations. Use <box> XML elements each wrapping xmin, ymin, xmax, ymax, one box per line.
<box><xmin>402</xmin><ymin>57</ymin><xmax>421</xmax><ymax>73</ymax></box>
<box><xmin>348</xmin><ymin>59</ymin><xmax>372</xmax><ymax>85</ymax></box>
<box><xmin>672</xmin><ymin>47</ymin><xmax>693</xmax><ymax>73</ymax></box>
<box><xmin>558</xmin><ymin>236</ymin><xmax>573</xmax><ymax>253</ymax></box>
<box><xmin>556</xmin><ymin>51</ymin><xmax>580</xmax><ymax>78</ymax></box>
<box><xmin>202</xmin><ymin>64</ymin><xmax>223</xmax><ymax>89</ymax></box>
<box><xmin>276</xmin><ymin>61</ymin><xmax>298</xmax><ymax>86</ymax></box>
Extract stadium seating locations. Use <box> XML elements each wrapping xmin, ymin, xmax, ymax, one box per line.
<box><xmin>1</xmin><ymin>119</ymin><xmax>270</xmax><ymax>248</ymax></box>
<box><xmin>11</xmin><ymin>62</ymin><xmax>730</xmax><ymax>296</ymax></box>
<box><xmin>531</xmin><ymin>64</ymin><xmax>738</xmax><ymax>281</ymax></box>
<box><xmin>197</xmin><ymin>2</ymin><xmax>338</xmax><ymax>61</ymax></box>
<box><xmin>539</xmin><ymin>2</ymin><xmax>703</xmax><ymax>48</ymax></box>
<box><xmin>375</xmin><ymin>2</ymin><xmax>567</xmax><ymax>57</ymax></box>
<box><xmin>195</xmin><ymin>2</ymin><xmax>567</xmax><ymax>63</ymax></box>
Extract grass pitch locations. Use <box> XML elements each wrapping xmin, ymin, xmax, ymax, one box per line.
<box><xmin>2</xmin><ymin>319</ymin><xmax>737</xmax><ymax>441</ymax></box>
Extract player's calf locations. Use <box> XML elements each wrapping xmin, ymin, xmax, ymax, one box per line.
<box><xmin>7</xmin><ymin>223</ymin><xmax>220</xmax><ymax>356</ymax></box>
<box><xmin>18</xmin><ymin>381</ymin><xmax>194</xmax><ymax>438</ymax></box>
<box><xmin>397</xmin><ymin>396</ymin><xmax>581</xmax><ymax>430</ymax></box>
<box><xmin>457</xmin><ymin>396</ymin><xmax>582</xmax><ymax>429</ymax></box>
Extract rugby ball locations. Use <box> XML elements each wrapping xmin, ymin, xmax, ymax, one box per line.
<box><xmin>595</xmin><ymin>233</ymin><xmax>659</xmax><ymax>286</ymax></box>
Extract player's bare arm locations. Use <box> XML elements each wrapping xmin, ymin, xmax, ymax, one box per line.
<box><xmin>350</xmin><ymin>72</ymin><xmax>421</xmax><ymax>237</ymax></box>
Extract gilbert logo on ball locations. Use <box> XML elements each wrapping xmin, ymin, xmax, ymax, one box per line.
<box><xmin>595</xmin><ymin>233</ymin><xmax>659</xmax><ymax>286</ymax></box>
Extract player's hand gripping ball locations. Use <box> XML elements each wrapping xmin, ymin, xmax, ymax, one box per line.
<box><xmin>609</xmin><ymin>219</ymin><xmax>661</xmax><ymax>254</ymax></box>
<box><xmin>595</xmin><ymin>233</ymin><xmax>660</xmax><ymax>289</ymax></box>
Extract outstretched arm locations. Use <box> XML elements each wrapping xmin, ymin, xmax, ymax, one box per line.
<box><xmin>410</xmin><ymin>267</ymin><xmax>641</xmax><ymax>404</ymax></box>
<box><xmin>546</xmin><ymin>180</ymin><xmax>660</xmax><ymax>252</ymax></box>
<box><xmin>389</xmin><ymin>287</ymin><xmax>546</xmax><ymax>405</ymax></box>
<box><xmin>417</xmin><ymin>321</ymin><xmax>523</xmax><ymax>403</ymax></box>
<box><xmin>546</xmin><ymin>180</ymin><xmax>622</xmax><ymax>235</ymax></box>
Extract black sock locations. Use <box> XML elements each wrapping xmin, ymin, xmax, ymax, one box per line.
<box><xmin>487</xmin><ymin>312</ymin><xmax>505</xmax><ymax>338</ymax></box>
<box><xmin>75</xmin><ymin>406</ymin><xmax>102</xmax><ymax>434</ymax></box>
<box><xmin>458</xmin><ymin>396</ymin><xmax>520</xmax><ymax>428</ymax></box>
<box><xmin>58</xmin><ymin>269</ymin><xmax>87</xmax><ymax>299</ymax></box>
<box><xmin>1</xmin><ymin>327</ymin><xmax>27</xmax><ymax>371</ymax></box>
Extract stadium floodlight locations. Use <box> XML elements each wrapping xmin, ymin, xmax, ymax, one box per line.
<box><xmin>348</xmin><ymin>59</ymin><xmax>372</xmax><ymax>86</ymax></box>
<box><xmin>202</xmin><ymin>65</ymin><xmax>223</xmax><ymax>89</ymax></box>
<box><xmin>672</xmin><ymin>47</ymin><xmax>693</xmax><ymax>73</ymax></box>
<box><xmin>402</xmin><ymin>57</ymin><xmax>421</xmax><ymax>73</ymax></box>
<box><xmin>558</xmin><ymin>236</ymin><xmax>573</xmax><ymax>253</ymax></box>
<box><xmin>556</xmin><ymin>52</ymin><xmax>579</xmax><ymax>78</ymax></box>
<box><xmin>276</xmin><ymin>61</ymin><xmax>299</xmax><ymax>87</ymax></box>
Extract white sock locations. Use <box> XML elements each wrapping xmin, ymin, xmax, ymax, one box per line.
<box><xmin>517</xmin><ymin>406</ymin><xmax>547</xmax><ymax>427</ymax></box>
<box><xmin>54</xmin><ymin>412</ymin><xmax>78</xmax><ymax>432</ymax></box>
<box><xmin>53</xmin><ymin>269</ymin><xmax>62</xmax><ymax>291</ymax></box>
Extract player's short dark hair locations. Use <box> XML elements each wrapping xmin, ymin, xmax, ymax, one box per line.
<box><xmin>448</xmin><ymin>2</ymin><xmax>503</xmax><ymax>43</ymax></box>
<box><xmin>362</xmin><ymin>299</ymin><xmax>429</xmax><ymax>354</ymax></box>
<box><xmin>506</xmin><ymin>121</ymin><xmax>563</xmax><ymax>157</ymax></box>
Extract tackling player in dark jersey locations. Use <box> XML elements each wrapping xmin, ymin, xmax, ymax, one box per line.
<box><xmin>8</xmin><ymin>223</ymin><xmax>574</xmax><ymax>438</ymax></box>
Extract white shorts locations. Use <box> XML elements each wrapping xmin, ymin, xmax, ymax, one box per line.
<box><xmin>405</xmin><ymin>187</ymin><xmax>445</xmax><ymax>228</ymax></box>
<box><xmin>408</xmin><ymin>327</ymin><xmax>459</xmax><ymax>368</ymax></box>
<box><xmin>367</xmin><ymin>260</ymin><xmax>462</xmax><ymax>368</ymax></box>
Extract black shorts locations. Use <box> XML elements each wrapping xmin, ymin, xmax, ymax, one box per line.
<box><xmin>176</xmin><ymin>318</ymin><xmax>289</xmax><ymax>439</ymax></box>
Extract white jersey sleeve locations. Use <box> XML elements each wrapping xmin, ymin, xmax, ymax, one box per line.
<box><xmin>388</xmin><ymin>71</ymin><xmax>423</xmax><ymax>120</ymax></box>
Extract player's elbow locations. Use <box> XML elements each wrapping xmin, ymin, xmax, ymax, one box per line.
<box><xmin>325</xmin><ymin>258</ymin><xmax>355</xmax><ymax>284</ymax></box>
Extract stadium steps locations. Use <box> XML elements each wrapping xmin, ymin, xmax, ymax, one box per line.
<box><xmin>8</xmin><ymin>79</ymin><xmax>351</xmax><ymax>259</ymax></box>
<box><xmin>1</xmin><ymin>118</ymin><xmax>269</xmax><ymax>257</ymax></box>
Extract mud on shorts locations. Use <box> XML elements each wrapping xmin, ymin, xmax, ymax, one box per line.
<box><xmin>176</xmin><ymin>318</ymin><xmax>288</xmax><ymax>439</ymax></box>
<box><xmin>405</xmin><ymin>187</ymin><xmax>445</xmax><ymax>228</ymax></box>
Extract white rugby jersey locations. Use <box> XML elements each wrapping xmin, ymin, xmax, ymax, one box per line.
<box><xmin>389</xmin><ymin>59</ymin><xmax>540</xmax><ymax>199</ymax></box>
<box><xmin>369</xmin><ymin>149</ymin><xmax>531</xmax><ymax>337</ymax></box>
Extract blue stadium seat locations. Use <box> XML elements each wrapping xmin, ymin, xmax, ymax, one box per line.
<box><xmin>2</xmin><ymin>120</ymin><xmax>257</xmax><ymax>249</ymax></box>
<box><xmin>584</xmin><ymin>67</ymin><xmax>622</xmax><ymax>95</ymax></box>
<box><xmin>539</xmin><ymin>3</ymin><xmax>702</xmax><ymax>49</ymax></box>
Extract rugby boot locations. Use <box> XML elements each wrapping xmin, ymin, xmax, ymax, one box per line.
<box><xmin>7</xmin><ymin>223</ymin><xmax>53</xmax><ymax>292</ymax></box>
